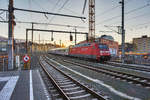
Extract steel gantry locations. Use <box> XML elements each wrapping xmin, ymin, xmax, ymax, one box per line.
<box><xmin>25</xmin><ymin>28</ymin><xmax>88</xmax><ymax>53</ymax></box>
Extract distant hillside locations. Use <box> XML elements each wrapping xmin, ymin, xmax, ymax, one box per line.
<box><xmin>0</xmin><ymin>36</ymin><xmax>26</xmax><ymax>43</ymax></box>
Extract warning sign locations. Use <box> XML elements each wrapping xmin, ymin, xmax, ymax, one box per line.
<box><xmin>23</xmin><ymin>55</ymin><xmax>30</xmax><ymax>62</ymax></box>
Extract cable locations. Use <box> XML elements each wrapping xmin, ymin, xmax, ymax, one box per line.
<box><xmin>82</xmin><ymin>0</ymin><xmax>87</xmax><ymax>14</ymax></box>
<box><xmin>58</xmin><ymin>0</ymin><xmax>70</xmax><ymax>11</ymax></box>
<box><xmin>49</xmin><ymin>0</ymin><xmax>70</xmax><ymax>23</ymax></box>
<box><xmin>0</xmin><ymin>16</ymin><xmax>5</xmax><ymax>21</ymax></box>
<box><xmin>0</xmin><ymin>11</ymin><xmax>5</xmax><ymax>15</ymax></box>
<box><xmin>0</xmin><ymin>20</ymin><xmax>86</xmax><ymax>28</ymax></box>
<box><xmin>125</xmin><ymin>3</ymin><xmax>150</xmax><ymax>14</ymax></box>
<box><xmin>127</xmin><ymin>12</ymin><xmax>150</xmax><ymax>21</ymax></box>
<box><xmin>28</xmin><ymin>0</ymin><xmax>32</xmax><ymax>9</ymax></box>
<box><xmin>131</xmin><ymin>21</ymin><xmax>150</xmax><ymax>27</ymax></box>
<box><xmin>46</xmin><ymin>0</ymin><xmax>81</xmax><ymax>16</ymax></box>
<box><xmin>96</xmin><ymin>5</ymin><xmax>120</xmax><ymax>17</ymax></box>
<box><xmin>14</xmin><ymin>7</ymin><xmax>86</xmax><ymax>19</ymax></box>
<box><xmin>110</xmin><ymin>11</ymin><xmax>150</xmax><ymax>25</ymax></box>
<box><xmin>96</xmin><ymin>3</ymin><xmax>150</xmax><ymax>25</ymax></box>
<box><xmin>32</xmin><ymin>0</ymin><xmax>80</xmax><ymax>21</ymax></box>
<box><xmin>51</xmin><ymin>0</ymin><xmax>61</xmax><ymax>11</ymax></box>
<box><xmin>124</xmin><ymin>21</ymin><xmax>150</xmax><ymax>31</ymax></box>
<box><xmin>125</xmin><ymin>0</ymin><xmax>134</xmax><ymax>4</ymax></box>
<box><xmin>96</xmin><ymin>15</ymin><xmax>120</xmax><ymax>25</ymax></box>
<box><xmin>96</xmin><ymin>0</ymin><xmax>134</xmax><ymax>17</ymax></box>
<box><xmin>32</xmin><ymin>0</ymin><xmax>48</xmax><ymax>11</ymax></box>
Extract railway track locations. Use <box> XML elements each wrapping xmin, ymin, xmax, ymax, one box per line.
<box><xmin>106</xmin><ymin>61</ymin><xmax>150</xmax><ymax>73</ymax></box>
<box><xmin>39</xmin><ymin>56</ymin><xmax>109</xmax><ymax>100</ymax></box>
<box><xmin>49</xmin><ymin>53</ymin><xmax>150</xmax><ymax>73</ymax></box>
<box><xmin>46</xmin><ymin>55</ymin><xmax>150</xmax><ymax>89</ymax></box>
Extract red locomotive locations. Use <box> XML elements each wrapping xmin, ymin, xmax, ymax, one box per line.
<box><xmin>69</xmin><ymin>42</ymin><xmax>111</xmax><ymax>62</ymax></box>
<box><xmin>49</xmin><ymin>42</ymin><xmax>111</xmax><ymax>62</ymax></box>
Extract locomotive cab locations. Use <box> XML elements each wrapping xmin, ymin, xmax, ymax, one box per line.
<box><xmin>98</xmin><ymin>44</ymin><xmax>111</xmax><ymax>61</ymax></box>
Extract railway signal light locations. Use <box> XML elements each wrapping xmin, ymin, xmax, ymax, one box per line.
<box><xmin>51</xmin><ymin>37</ymin><xmax>54</xmax><ymax>41</ymax></box>
<box><xmin>51</xmin><ymin>32</ymin><xmax>54</xmax><ymax>41</ymax></box>
<box><xmin>70</xmin><ymin>34</ymin><xmax>73</xmax><ymax>41</ymax></box>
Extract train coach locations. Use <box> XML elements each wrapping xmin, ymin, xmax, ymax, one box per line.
<box><xmin>49</xmin><ymin>48</ymin><xmax>68</xmax><ymax>56</ymax></box>
<box><xmin>49</xmin><ymin>42</ymin><xmax>111</xmax><ymax>62</ymax></box>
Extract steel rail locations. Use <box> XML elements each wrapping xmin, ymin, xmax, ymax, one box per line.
<box><xmin>39</xmin><ymin>57</ymin><xmax>70</xmax><ymax>100</ymax></box>
<box><xmin>106</xmin><ymin>61</ymin><xmax>150</xmax><ymax>72</ymax></box>
<box><xmin>62</xmin><ymin>59</ymin><xmax>150</xmax><ymax>88</ymax></box>
<box><xmin>43</xmin><ymin>56</ymin><xmax>107</xmax><ymax>100</ymax></box>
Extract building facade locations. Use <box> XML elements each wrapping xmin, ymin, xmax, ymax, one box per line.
<box><xmin>119</xmin><ymin>43</ymin><xmax>134</xmax><ymax>53</ymax></box>
<box><xmin>98</xmin><ymin>38</ymin><xmax>118</xmax><ymax>56</ymax></box>
<box><xmin>133</xmin><ymin>35</ymin><xmax>150</xmax><ymax>53</ymax></box>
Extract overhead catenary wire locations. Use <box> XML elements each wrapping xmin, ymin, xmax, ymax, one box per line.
<box><xmin>58</xmin><ymin>0</ymin><xmax>70</xmax><ymax>11</ymax></box>
<box><xmin>96</xmin><ymin>3</ymin><xmax>150</xmax><ymax>25</ymax></box>
<box><xmin>0</xmin><ymin>9</ymin><xmax>8</xmax><ymax>12</ymax></box>
<box><xmin>0</xmin><ymin>11</ymin><xmax>5</xmax><ymax>15</ymax></box>
<box><xmin>0</xmin><ymin>11</ymin><xmax>5</xmax><ymax>21</ymax></box>
<box><xmin>82</xmin><ymin>0</ymin><xmax>87</xmax><ymax>14</ymax></box>
<box><xmin>125</xmin><ymin>0</ymin><xmax>134</xmax><ymax>4</ymax></box>
<box><xmin>109</xmin><ymin>11</ymin><xmax>150</xmax><ymax>25</ymax></box>
<box><xmin>96</xmin><ymin>5</ymin><xmax>120</xmax><ymax>17</ymax></box>
<box><xmin>125</xmin><ymin>3</ymin><xmax>150</xmax><ymax>14</ymax></box>
<box><xmin>129</xmin><ymin>21</ymin><xmax>150</xmax><ymax>28</ymax></box>
<box><xmin>24</xmin><ymin>0</ymin><xmax>82</xmax><ymax>19</ymax></box>
<box><xmin>0</xmin><ymin>20</ymin><xmax>87</xmax><ymax>28</ymax></box>
<box><xmin>13</xmin><ymin>7</ymin><xmax>86</xmax><ymax>19</ymax></box>
<box><xmin>49</xmin><ymin>0</ymin><xmax>70</xmax><ymax>23</ymax></box>
<box><xmin>96</xmin><ymin>0</ymin><xmax>135</xmax><ymax>17</ymax></box>
<box><xmin>30</xmin><ymin>0</ymin><xmax>79</xmax><ymax>21</ymax></box>
<box><xmin>0</xmin><ymin>10</ymin><xmax>5</xmax><ymax>21</ymax></box>
<box><xmin>51</xmin><ymin>0</ymin><xmax>61</xmax><ymax>11</ymax></box>
<box><xmin>46</xmin><ymin>0</ymin><xmax>81</xmax><ymax>16</ymax></box>
<box><xmin>0</xmin><ymin>16</ymin><xmax>5</xmax><ymax>21</ymax></box>
<box><xmin>31</xmin><ymin>0</ymin><xmax>51</xmax><ymax>19</ymax></box>
<box><xmin>31</xmin><ymin>0</ymin><xmax>49</xmax><ymax>12</ymax></box>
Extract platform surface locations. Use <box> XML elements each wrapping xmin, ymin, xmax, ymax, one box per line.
<box><xmin>0</xmin><ymin>70</ymin><xmax>51</xmax><ymax>100</ymax></box>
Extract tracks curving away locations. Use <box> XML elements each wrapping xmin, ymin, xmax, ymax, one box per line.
<box><xmin>39</xmin><ymin>56</ymin><xmax>110</xmax><ymax>100</ymax></box>
<box><xmin>61</xmin><ymin>59</ymin><xmax>150</xmax><ymax>89</ymax></box>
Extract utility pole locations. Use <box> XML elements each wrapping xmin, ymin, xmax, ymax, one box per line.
<box><xmin>120</xmin><ymin>0</ymin><xmax>125</xmax><ymax>63</ymax></box>
<box><xmin>8</xmin><ymin>0</ymin><xmax>15</xmax><ymax>70</ymax></box>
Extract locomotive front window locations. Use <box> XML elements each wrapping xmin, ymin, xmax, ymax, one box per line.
<box><xmin>99</xmin><ymin>45</ymin><xmax>109</xmax><ymax>50</ymax></box>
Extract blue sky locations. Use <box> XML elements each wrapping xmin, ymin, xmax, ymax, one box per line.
<box><xmin>0</xmin><ymin>0</ymin><xmax>150</xmax><ymax>45</ymax></box>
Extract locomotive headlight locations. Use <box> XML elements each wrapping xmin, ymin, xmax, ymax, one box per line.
<box><xmin>100</xmin><ymin>51</ymin><xmax>103</xmax><ymax>53</ymax></box>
